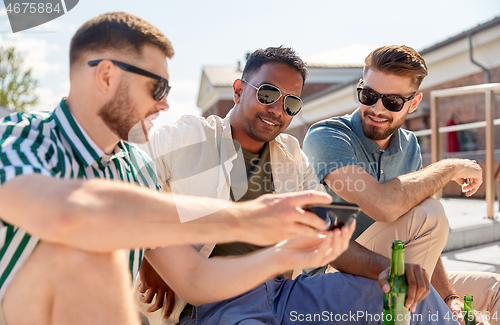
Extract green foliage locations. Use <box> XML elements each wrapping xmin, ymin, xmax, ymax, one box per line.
<box><xmin>0</xmin><ymin>46</ymin><xmax>38</xmax><ymax>112</ymax></box>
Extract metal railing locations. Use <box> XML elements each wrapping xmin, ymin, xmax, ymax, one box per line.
<box><xmin>413</xmin><ymin>83</ymin><xmax>500</xmax><ymax>219</ymax></box>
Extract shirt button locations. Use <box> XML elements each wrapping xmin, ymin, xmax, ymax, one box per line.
<box><xmin>381</xmin><ymin>170</ymin><xmax>384</xmax><ymax>174</ymax></box>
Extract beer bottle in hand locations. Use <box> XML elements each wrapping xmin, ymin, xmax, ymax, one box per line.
<box><xmin>464</xmin><ymin>295</ymin><xmax>476</xmax><ymax>325</ymax></box>
<box><xmin>383</xmin><ymin>240</ymin><xmax>410</xmax><ymax>325</ymax></box>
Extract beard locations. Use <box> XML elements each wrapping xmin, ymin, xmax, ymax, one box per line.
<box><xmin>360</xmin><ymin>110</ymin><xmax>404</xmax><ymax>141</ymax></box>
<box><xmin>98</xmin><ymin>80</ymin><xmax>137</xmax><ymax>141</ymax></box>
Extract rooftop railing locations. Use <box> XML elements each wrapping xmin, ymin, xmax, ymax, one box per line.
<box><xmin>413</xmin><ymin>83</ymin><xmax>500</xmax><ymax>219</ymax></box>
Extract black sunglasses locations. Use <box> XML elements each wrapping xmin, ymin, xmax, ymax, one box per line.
<box><xmin>357</xmin><ymin>87</ymin><xmax>416</xmax><ymax>112</ymax></box>
<box><xmin>88</xmin><ymin>60</ymin><xmax>171</xmax><ymax>101</ymax></box>
<box><xmin>242</xmin><ymin>79</ymin><xmax>303</xmax><ymax>117</ymax></box>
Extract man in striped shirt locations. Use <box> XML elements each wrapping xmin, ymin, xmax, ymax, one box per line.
<box><xmin>0</xmin><ymin>13</ymin><xmax>333</xmax><ymax>325</ymax></box>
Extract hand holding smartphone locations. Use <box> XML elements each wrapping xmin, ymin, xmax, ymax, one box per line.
<box><xmin>304</xmin><ymin>202</ymin><xmax>360</xmax><ymax>231</ymax></box>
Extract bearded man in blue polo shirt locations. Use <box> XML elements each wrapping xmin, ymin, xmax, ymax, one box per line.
<box><xmin>304</xmin><ymin>45</ymin><xmax>499</xmax><ymax>324</ymax></box>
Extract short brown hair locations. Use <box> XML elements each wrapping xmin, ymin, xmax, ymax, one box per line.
<box><xmin>70</xmin><ymin>12</ymin><xmax>174</xmax><ymax>68</ymax></box>
<box><xmin>364</xmin><ymin>45</ymin><xmax>428</xmax><ymax>88</ymax></box>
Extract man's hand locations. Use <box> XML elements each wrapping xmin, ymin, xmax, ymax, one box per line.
<box><xmin>378</xmin><ymin>263</ymin><xmax>430</xmax><ymax>312</ymax></box>
<box><xmin>275</xmin><ymin>220</ymin><xmax>356</xmax><ymax>271</ymax></box>
<box><xmin>138</xmin><ymin>258</ymin><xmax>175</xmax><ymax>319</ymax></box>
<box><xmin>446</xmin><ymin>298</ymin><xmax>485</xmax><ymax>325</ymax></box>
<box><xmin>451</xmin><ymin>159</ymin><xmax>482</xmax><ymax>197</ymax></box>
<box><xmin>233</xmin><ymin>190</ymin><xmax>332</xmax><ymax>246</ymax></box>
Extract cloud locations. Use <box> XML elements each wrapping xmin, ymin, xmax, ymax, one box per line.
<box><xmin>25</xmin><ymin>86</ymin><xmax>55</xmax><ymax>112</ymax></box>
<box><xmin>58</xmin><ymin>80</ymin><xmax>70</xmax><ymax>94</ymax></box>
<box><xmin>153</xmin><ymin>79</ymin><xmax>201</xmax><ymax>128</ymax></box>
<box><xmin>28</xmin><ymin>86</ymin><xmax>59</xmax><ymax>112</ymax></box>
<box><xmin>0</xmin><ymin>16</ymin><xmax>11</xmax><ymax>30</ymax></box>
<box><xmin>31</xmin><ymin>18</ymin><xmax>71</xmax><ymax>33</ymax></box>
<box><xmin>25</xmin><ymin>79</ymin><xmax>69</xmax><ymax>112</ymax></box>
<box><xmin>1</xmin><ymin>35</ymin><xmax>66</xmax><ymax>79</ymax></box>
<box><xmin>153</xmin><ymin>100</ymin><xmax>200</xmax><ymax>129</ymax></box>
<box><xmin>170</xmin><ymin>79</ymin><xmax>199</xmax><ymax>97</ymax></box>
<box><xmin>0</xmin><ymin>9</ymin><xmax>75</xmax><ymax>33</ymax></box>
<box><xmin>67</xmin><ymin>23</ymin><xmax>78</xmax><ymax>32</ymax></box>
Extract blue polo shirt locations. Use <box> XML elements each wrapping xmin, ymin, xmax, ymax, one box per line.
<box><xmin>303</xmin><ymin>108</ymin><xmax>422</xmax><ymax>239</ymax></box>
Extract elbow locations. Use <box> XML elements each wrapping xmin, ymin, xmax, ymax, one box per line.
<box><xmin>362</xmin><ymin>205</ymin><xmax>400</xmax><ymax>223</ymax></box>
<box><xmin>43</xmin><ymin>208</ymin><xmax>87</xmax><ymax>245</ymax></box>
<box><xmin>42</xmin><ymin>190</ymin><xmax>104</xmax><ymax>249</ymax></box>
<box><xmin>176</xmin><ymin>287</ymin><xmax>206</xmax><ymax>306</ymax></box>
<box><xmin>174</xmin><ymin>278</ymin><xmax>221</xmax><ymax>306</ymax></box>
<box><xmin>185</xmin><ymin>298</ymin><xmax>204</xmax><ymax>307</ymax></box>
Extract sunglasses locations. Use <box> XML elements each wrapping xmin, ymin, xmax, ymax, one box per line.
<box><xmin>88</xmin><ymin>60</ymin><xmax>171</xmax><ymax>101</ymax></box>
<box><xmin>242</xmin><ymin>79</ymin><xmax>303</xmax><ymax>117</ymax></box>
<box><xmin>357</xmin><ymin>86</ymin><xmax>416</xmax><ymax>112</ymax></box>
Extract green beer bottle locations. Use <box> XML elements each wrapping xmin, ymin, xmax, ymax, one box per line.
<box><xmin>383</xmin><ymin>240</ymin><xmax>410</xmax><ymax>325</ymax></box>
<box><xmin>464</xmin><ymin>295</ymin><xmax>476</xmax><ymax>325</ymax></box>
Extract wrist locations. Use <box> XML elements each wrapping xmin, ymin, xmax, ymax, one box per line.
<box><xmin>267</xmin><ymin>244</ymin><xmax>289</xmax><ymax>274</ymax></box>
<box><xmin>224</xmin><ymin>202</ymin><xmax>248</xmax><ymax>242</ymax></box>
<box><xmin>444</xmin><ymin>293</ymin><xmax>460</xmax><ymax>305</ymax></box>
<box><xmin>372</xmin><ymin>258</ymin><xmax>391</xmax><ymax>280</ymax></box>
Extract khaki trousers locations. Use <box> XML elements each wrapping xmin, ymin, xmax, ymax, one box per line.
<box><xmin>355</xmin><ymin>197</ymin><xmax>449</xmax><ymax>277</ymax></box>
<box><xmin>449</xmin><ymin>271</ymin><xmax>500</xmax><ymax>325</ymax></box>
<box><xmin>347</xmin><ymin>198</ymin><xmax>500</xmax><ymax>323</ymax></box>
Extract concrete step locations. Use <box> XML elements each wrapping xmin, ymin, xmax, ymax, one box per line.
<box><xmin>441</xmin><ymin>240</ymin><xmax>500</xmax><ymax>273</ymax></box>
<box><xmin>441</xmin><ymin>198</ymin><xmax>500</xmax><ymax>252</ymax></box>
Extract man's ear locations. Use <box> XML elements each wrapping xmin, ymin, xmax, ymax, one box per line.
<box><xmin>233</xmin><ymin>79</ymin><xmax>244</xmax><ymax>104</ymax></box>
<box><xmin>94</xmin><ymin>60</ymin><xmax>118</xmax><ymax>96</ymax></box>
<box><xmin>409</xmin><ymin>92</ymin><xmax>423</xmax><ymax>113</ymax></box>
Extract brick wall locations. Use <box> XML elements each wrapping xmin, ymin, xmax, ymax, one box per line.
<box><xmin>413</xmin><ymin>65</ymin><xmax>500</xmax><ymax>154</ymax></box>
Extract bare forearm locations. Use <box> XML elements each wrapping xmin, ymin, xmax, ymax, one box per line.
<box><xmin>431</xmin><ymin>258</ymin><xmax>455</xmax><ymax>299</ymax></box>
<box><xmin>381</xmin><ymin>160</ymin><xmax>460</xmax><ymax>218</ymax></box>
<box><xmin>149</xmin><ymin>228</ymin><xmax>355</xmax><ymax>306</ymax></box>
<box><xmin>0</xmin><ymin>175</ymin><xmax>332</xmax><ymax>253</ymax></box>
<box><xmin>333</xmin><ymin>159</ymin><xmax>481</xmax><ymax>222</ymax></box>
<box><xmin>0</xmin><ymin>174</ymin><xmax>242</xmax><ymax>251</ymax></box>
<box><xmin>329</xmin><ymin>239</ymin><xmax>389</xmax><ymax>279</ymax></box>
<box><xmin>148</xmin><ymin>246</ymin><xmax>283</xmax><ymax>306</ymax></box>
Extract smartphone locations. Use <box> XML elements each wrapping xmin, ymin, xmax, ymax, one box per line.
<box><xmin>304</xmin><ymin>202</ymin><xmax>360</xmax><ymax>230</ymax></box>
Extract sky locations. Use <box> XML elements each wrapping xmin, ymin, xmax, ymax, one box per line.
<box><xmin>0</xmin><ymin>0</ymin><xmax>499</xmax><ymax>125</ymax></box>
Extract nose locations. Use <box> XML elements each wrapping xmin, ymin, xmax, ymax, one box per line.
<box><xmin>267</xmin><ymin>97</ymin><xmax>283</xmax><ymax>117</ymax></box>
<box><xmin>371</xmin><ymin>97</ymin><xmax>386</xmax><ymax>114</ymax></box>
<box><xmin>155</xmin><ymin>96</ymin><xmax>169</xmax><ymax>112</ymax></box>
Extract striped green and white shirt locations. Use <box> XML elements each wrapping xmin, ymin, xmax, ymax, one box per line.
<box><xmin>0</xmin><ymin>99</ymin><xmax>160</xmax><ymax>300</ymax></box>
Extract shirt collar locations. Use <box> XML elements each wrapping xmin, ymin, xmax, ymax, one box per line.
<box><xmin>351</xmin><ymin>108</ymin><xmax>402</xmax><ymax>156</ymax></box>
<box><xmin>53</xmin><ymin>98</ymin><xmax>127</xmax><ymax>169</ymax></box>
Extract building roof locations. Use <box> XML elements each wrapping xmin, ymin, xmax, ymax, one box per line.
<box><xmin>202</xmin><ymin>66</ymin><xmax>243</xmax><ymax>88</ymax></box>
<box><xmin>420</xmin><ymin>15</ymin><xmax>500</xmax><ymax>55</ymax></box>
<box><xmin>201</xmin><ymin>44</ymin><xmax>379</xmax><ymax>88</ymax></box>
<box><xmin>301</xmin><ymin>44</ymin><xmax>379</xmax><ymax>68</ymax></box>
<box><xmin>306</xmin><ymin>16</ymin><xmax>500</xmax><ymax>105</ymax></box>
<box><xmin>0</xmin><ymin>105</ymin><xmax>12</xmax><ymax>119</ymax></box>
